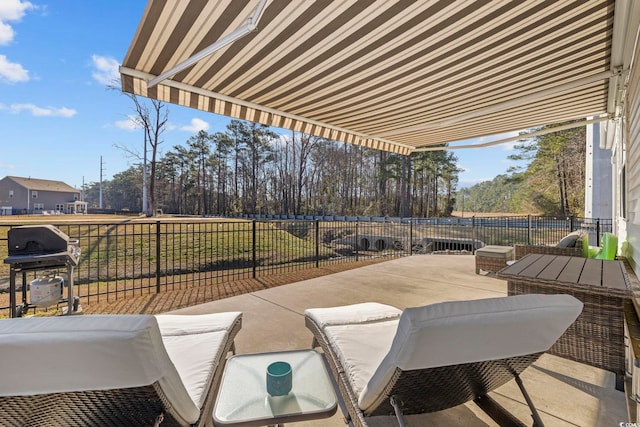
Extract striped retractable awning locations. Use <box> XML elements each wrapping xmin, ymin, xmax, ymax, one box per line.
<box><xmin>120</xmin><ymin>0</ymin><xmax>619</xmax><ymax>155</ymax></box>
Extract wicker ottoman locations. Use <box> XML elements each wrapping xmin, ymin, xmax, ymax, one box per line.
<box><xmin>475</xmin><ymin>245</ymin><xmax>514</xmax><ymax>274</ymax></box>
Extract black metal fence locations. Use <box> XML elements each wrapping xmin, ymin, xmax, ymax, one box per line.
<box><xmin>0</xmin><ymin>215</ymin><xmax>613</xmax><ymax>316</ymax></box>
<box><xmin>240</xmin><ymin>214</ymin><xmax>612</xmax><ymax>248</ymax></box>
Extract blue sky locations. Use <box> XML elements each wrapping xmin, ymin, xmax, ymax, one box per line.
<box><xmin>0</xmin><ymin>0</ymin><xmax>520</xmax><ymax>191</ymax></box>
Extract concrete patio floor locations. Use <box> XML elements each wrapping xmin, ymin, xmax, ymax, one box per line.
<box><xmin>173</xmin><ymin>254</ymin><xmax>627</xmax><ymax>426</ymax></box>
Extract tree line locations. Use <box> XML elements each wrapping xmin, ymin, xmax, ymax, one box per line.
<box><xmin>83</xmin><ymin>118</ymin><xmax>460</xmax><ymax>217</ymax></box>
<box><xmin>85</xmin><ymin>94</ymin><xmax>585</xmax><ymax>217</ymax></box>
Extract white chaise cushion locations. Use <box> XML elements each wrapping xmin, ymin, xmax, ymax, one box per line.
<box><xmin>305</xmin><ymin>302</ymin><xmax>402</xmax><ymax>328</ymax></box>
<box><xmin>305</xmin><ymin>303</ymin><xmax>402</xmax><ymax>399</ymax></box>
<box><xmin>358</xmin><ymin>294</ymin><xmax>583</xmax><ymax>410</ymax></box>
<box><xmin>156</xmin><ymin>311</ymin><xmax>241</xmax><ymax>408</ymax></box>
<box><xmin>0</xmin><ymin>312</ymin><xmax>241</xmax><ymax>425</ymax></box>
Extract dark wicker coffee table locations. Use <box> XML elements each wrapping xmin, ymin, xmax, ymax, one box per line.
<box><xmin>498</xmin><ymin>253</ymin><xmax>630</xmax><ymax>391</ymax></box>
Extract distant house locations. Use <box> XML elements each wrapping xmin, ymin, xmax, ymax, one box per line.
<box><xmin>0</xmin><ymin>176</ymin><xmax>87</xmax><ymax>215</ymax></box>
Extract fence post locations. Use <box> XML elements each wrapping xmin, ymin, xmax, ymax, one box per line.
<box><xmin>471</xmin><ymin>216</ymin><xmax>476</xmax><ymax>251</ymax></box>
<box><xmin>409</xmin><ymin>218</ymin><xmax>413</xmax><ymax>255</ymax></box>
<box><xmin>252</xmin><ymin>220</ymin><xmax>257</xmax><ymax>279</ymax></box>
<box><xmin>570</xmin><ymin>215</ymin><xmax>575</xmax><ymax>232</ymax></box>
<box><xmin>596</xmin><ymin>219</ymin><xmax>601</xmax><ymax>247</ymax></box>
<box><xmin>527</xmin><ymin>214</ymin><xmax>532</xmax><ymax>245</ymax></box>
<box><xmin>315</xmin><ymin>220</ymin><xmax>320</xmax><ymax>268</ymax></box>
<box><xmin>355</xmin><ymin>221</ymin><xmax>359</xmax><ymax>261</ymax></box>
<box><xmin>155</xmin><ymin>221</ymin><xmax>161</xmax><ymax>294</ymax></box>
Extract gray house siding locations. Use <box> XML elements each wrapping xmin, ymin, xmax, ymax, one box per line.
<box><xmin>30</xmin><ymin>192</ymin><xmax>79</xmax><ymax>213</ymax></box>
<box><xmin>0</xmin><ymin>177</ymin><xmax>80</xmax><ymax>214</ymax></box>
<box><xmin>0</xmin><ymin>182</ymin><xmax>27</xmax><ymax>211</ymax></box>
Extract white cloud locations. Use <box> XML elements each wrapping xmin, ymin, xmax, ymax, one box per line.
<box><xmin>91</xmin><ymin>55</ymin><xmax>120</xmax><ymax>86</ymax></box>
<box><xmin>115</xmin><ymin>115</ymin><xmax>141</xmax><ymax>130</ymax></box>
<box><xmin>10</xmin><ymin>103</ymin><xmax>77</xmax><ymax>117</ymax></box>
<box><xmin>180</xmin><ymin>118</ymin><xmax>210</xmax><ymax>132</ymax></box>
<box><xmin>0</xmin><ymin>21</ymin><xmax>14</xmax><ymax>45</ymax></box>
<box><xmin>0</xmin><ymin>0</ymin><xmax>35</xmax><ymax>45</ymax></box>
<box><xmin>500</xmin><ymin>141</ymin><xmax>520</xmax><ymax>151</ymax></box>
<box><xmin>0</xmin><ymin>0</ymin><xmax>35</xmax><ymax>21</ymax></box>
<box><xmin>0</xmin><ymin>54</ymin><xmax>28</xmax><ymax>83</ymax></box>
<box><xmin>0</xmin><ymin>162</ymin><xmax>16</xmax><ymax>170</ymax></box>
<box><xmin>0</xmin><ymin>1</ymin><xmax>35</xmax><ymax>82</ymax></box>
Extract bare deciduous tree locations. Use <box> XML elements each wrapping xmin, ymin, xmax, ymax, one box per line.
<box><xmin>113</xmin><ymin>84</ymin><xmax>169</xmax><ymax>216</ymax></box>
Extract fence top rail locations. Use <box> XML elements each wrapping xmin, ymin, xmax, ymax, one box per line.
<box><xmin>230</xmin><ymin>214</ymin><xmax>612</xmax><ymax>223</ymax></box>
<box><xmin>0</xmin><ymin>215</ymin><xmax>613</xmax><ymax>229</ymax></box>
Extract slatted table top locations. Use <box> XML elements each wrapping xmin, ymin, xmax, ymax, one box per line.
<box><xmin>497</xmin><ymin>253</ymin><xmax>628</xmax><ymax>292</ymax></box>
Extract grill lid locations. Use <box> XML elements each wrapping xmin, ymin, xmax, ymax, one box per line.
<box><xmin>8</xmin><ymin>225</ymin><xmax>70</xmax><ymax>256</ymax></box>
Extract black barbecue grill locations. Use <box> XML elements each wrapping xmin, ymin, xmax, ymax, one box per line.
<box><xmin>4</xmin><ymin>225</ymin><xmax>81</xmax><ymax>317</ymax></box>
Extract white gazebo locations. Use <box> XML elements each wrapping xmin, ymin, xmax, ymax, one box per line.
<box><xmin>66</xmin><ymin>201</ymin><xmax>88</xmax><ymax>215</ymax></box>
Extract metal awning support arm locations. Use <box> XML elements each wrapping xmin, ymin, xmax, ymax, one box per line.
<box><xmin>147</xmin><ymin>0</ymin><xmax>269</xmax><ymax>88</ymax></box>
<box><xmin>415</xmin><ymin>115</ymin><xmax>611</xmax><ymax>151</ymax></box>
<box><xmin>377</xmin><ymin>68</ymin><xmax>623</xmax><ymax>138</ymax></box>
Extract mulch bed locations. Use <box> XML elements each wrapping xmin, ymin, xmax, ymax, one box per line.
<box><xmin>80</xmin><ymin>258</ymin><xmax>390</xmax><ymax>315</ymax></box>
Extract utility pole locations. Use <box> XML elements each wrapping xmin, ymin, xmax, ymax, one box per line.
<box><xmin>99</xmin><ymin>156</ymin><xmax>104</xmax><ymax>209</ymax></box>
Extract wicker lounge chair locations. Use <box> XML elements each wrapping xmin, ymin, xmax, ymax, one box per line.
<box><xmin>305</xmin><ymin>295</ymin><xmax>582</xmax><ymax>427</ymax></box>
<box><xmin>0</xmin><ymin>311</ymin><xmax>242</xmax><ymax>427</ymax></box>
<box><xmin>514</xmin><ymin>230</ymin><xmax>586</xmax><ymax>260</ymax></box>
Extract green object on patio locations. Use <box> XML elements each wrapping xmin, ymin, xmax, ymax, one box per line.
<box><xmin>595</xmin><ymin>233</ymin><xmax>618</xmax><ymax>260</ymax></box>
<box><xmin>587</xmin><ymin>246</ymin><xmax>601</xmax><ymax>259</ymax></box>
<box><xmin>581</xmin><ymin>233</ymin><xmax>590</xmax><ymax>258</ymax></box>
